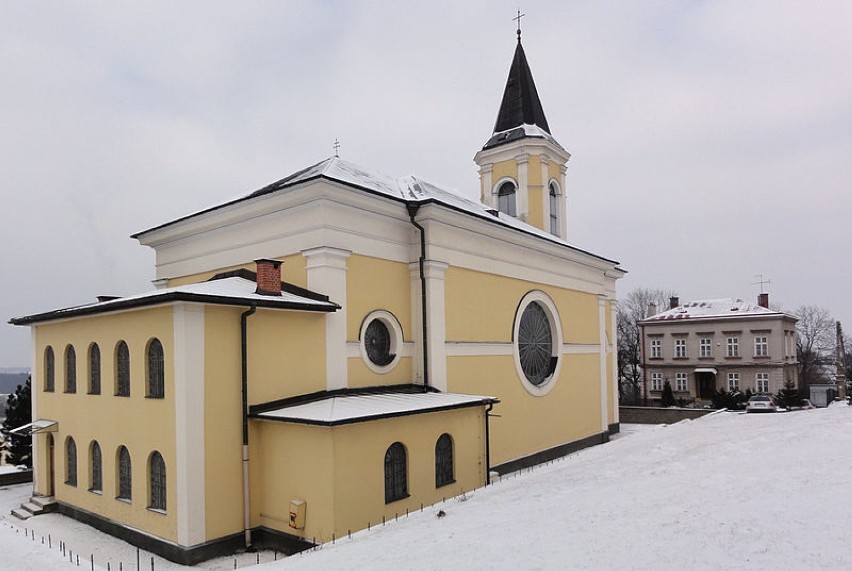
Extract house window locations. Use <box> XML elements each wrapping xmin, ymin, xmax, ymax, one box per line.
<box><xmin>727</xmin><ymin>372</ymin><xmax>740</xmax><ymax>392</ymax></box>
<box><xmin>117</xmin><ymin>446</ymin><xmax>132</xmax><ymax>501</ymax></box>
<box><xmin>756</xmin><ymin>373</ymin><xmax>769</xmax><ymax>394</ymax></box>
<box><xmin>64</xmin><ymin>345</ymin><xmax>76</xmax><ymax>393</ymax></box>
<box><xmin>651</xmin><ymin>372</ymin><xmax>663</xmax><ymax>392</ymax></box>
<box><xmin>65</xmin><ymin>437</ymin><xmax>77</xmax><ymax>486</ymax></box>
<box><xmin>88</xmin><ymin>343</ymin><xmax>101</xmax><ymax>395</ymax></box>
<box><xmin>115</xmin><ymin>341</ymin><xmax>130</xmax><ymax>397</ymax></box>
<box><xmin>90</xmin><ymin>441</ymin><xmax>102</xmax><ymax>493</ymax></box>
<box><xmin>674</xmin><ymin>338</ymin><xmax>687</xmax><ymax>358</ymax></box>
<box><xmin>650</xmin><ymin>339</ymin><xmax>661</xmax><ymax>359</ymax></box>
<box><xmin>699</xmin><ymin>338</ymin><xmax>712</xmax><ymax>357</ymax></box>
<box><xmin>676</xmin><ymin>373</ymin><xmax>688</xmax><ymax>392</ymax></box>
<box><xmin>754</xmin><ymin>336</ymin><xmax>768</xmax><ymax>357</ymax></box>
<box><xmin>149</xmin><ymin>451</ymin><xmax>166</xmax><ymax>511</ymax></box>
<box><xmin>726</xmin><ymin>337</ymin><xmax>739</xmax><ymax>357</ymax></box>
<box><xmin>497</xmin><ymin>181</ymin><xmax>517</xmax><ymax>216</ymax></box>
<box><xmin>384</xmin><ymin>442</ymin><xmax>408</xmax><ymax>503</ymax></box>
<box><xmin>435</xmin><ymin>433</ymin><xmax>454</xmax><ymax>488</ymax></box>
<box><xmin>44</xmin><ymin>346</ymin><xmax>55</xmax><ymax>392</ymax></box>
<box><xmin>549</xmin><ymin>183</ymin><xmax>559</xmax><ymax>235</ymax></box>
<box><xmin>147</xmin><ymin>338</ymin><xmax>165</xmax><ymax>398</ymax></box>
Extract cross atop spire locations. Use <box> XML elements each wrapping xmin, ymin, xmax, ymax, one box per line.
<box><xmin>514</xmin><ymin>10</ymin><xmax>525</xmax><ymax>42</ymax></box>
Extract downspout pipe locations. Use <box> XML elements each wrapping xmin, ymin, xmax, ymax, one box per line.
<box><xmin>407</xmin><ymin>203</ymin><xmax>429</xmax><ymax>388</ymax></box>
<box><xmin>484</xmin><ymin>402</ymin><xmax>494</xmax><ymax>486</ymax></box>
<box><xmin>240</xmin><ymin>304</ymin><xmax>256</xmax><ymax>548</ymax></box>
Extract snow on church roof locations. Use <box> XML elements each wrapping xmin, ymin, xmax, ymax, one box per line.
<box><xmin>252</xmin><ymin>389</ymin><xmax>497</xmax><ymax>426</ymax></box>
<box><xmin>133</xmin><ymin>156</ymin><xmax>620</xmax><ymax>267</ymax></box>
<box><xmin>642</xmin><ymin>298</ymin><xmax>792</xmax><ymax>323</ymax></box>
<box><xmin>9</xmin><ymin>276</ymin><xmax>338</xmax><ymax>325</ymax></box>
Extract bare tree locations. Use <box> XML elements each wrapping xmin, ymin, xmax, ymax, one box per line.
<box><xmin>794</xmin><ymin>305</ymin><xmax>835</xmax><ymax>391</ymax></box>
<box><xmin>617</xmin><ymin>287</ymin><xmax>677</xmax><ymax>404</ymax></box>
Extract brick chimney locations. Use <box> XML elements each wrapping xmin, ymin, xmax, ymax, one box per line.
<box><xmin>669</xmin><ymin>296</ymin><xmax>679</xmax><ymax>310</ymax></box>
<box><xmin>757</xmin><ymin>292</ymin><xmax>769</xmax><ymax>308</ymax></box>
<box><xmin>647</xmin><ymin>302</ymin><xmax>657</xmax><ymax>317</ymax></box>
<box><xmin>255</xmin><ymin>259</ymin><xmax>282</xmax><ymax>296</ymax></box>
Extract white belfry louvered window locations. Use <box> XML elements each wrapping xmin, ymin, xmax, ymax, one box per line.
<box><xmin>497</xmin><ymin>181</ymin><xmax>517</xmax><ymax>217</ymax></box>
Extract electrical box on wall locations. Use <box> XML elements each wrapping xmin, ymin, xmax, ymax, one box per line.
<box><xmin>289</xmin><ymin>499</ymin><xmax>306</xmax><ymax>529</ymax></box>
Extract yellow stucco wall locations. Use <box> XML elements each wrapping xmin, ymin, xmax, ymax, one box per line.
<box><xmin>32</xmin><ymin>308</ymin><xmax>177</xmax><ymax>541</ymax></box>
<box><xmin>251</xmin><ymin>406</ymin><xmax>485</xmax><ymax>543</ymax></box>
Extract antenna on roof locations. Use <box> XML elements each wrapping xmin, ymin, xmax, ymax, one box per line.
<box><xmin>333</xmin><ymin>138</ymin><xmax>340</xmax><ymax>158</ymax></box>
<box><xmin>752</xmin><ymin>274</ymin><xmax>771</xmax><ymax>293</ymax></box>
<box><xmin>513</xmin><ymin>9</ymin><xmax>525</xmax><ymax>42</ymax></box>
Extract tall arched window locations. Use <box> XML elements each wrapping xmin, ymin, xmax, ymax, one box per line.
<box><xmin>149</xmin><ymin>451</ymin><xmax>166</xmax><ymax>511</ymax></box>
<box><xmin>384</xmin><ymin>442</ymin><xmax>408</xmax><ymax>503</ymax></box>
<box><xmin>44</xmin><ymin>346</ymin><xmax>55</xmax><ymax>392</ymax></box>
<box><xmin>497</xmin><ymin>181</ymin><xmax>517</xmax><ymax>217</ymax></box>
<box><xmin>435</xmin><ymin>433</ymin><xmax>454</xmax><ymax>488</ymax></box>
<box><xmin>117</xmin><ymin>446</ymin><xmax>132</xmax><ymax>500</ymax></box>
<box><xmin>65</xmin><ymin>437</ymin><xmax>77</xmax><ymax>486</ymax></box>
<box><xmin>146</xmin><ymin>338</ymin><xmax>165</xmax><ymax>398</ymax></box>
<box><xmin>90</xmin><ymin>441</ymin><xmax>102</xmax><ymax>492</ymax></box>
<box><xmin>115</xmin><ymin>341</ymin><xmax>130</xmax><ymax>397</ymax></box>
<box><xmin>64</xmin><ymin>345</ymin><xmax>76</xmax><ymax>393</ymax></box>
<box><xmin>88</xmin><ymin>343</ymin><xmax>101</xmax><ymax>395</ymax></box>
<box><xmin>549</xmin><ymin>182</ymin><xmax>559</xmax><ymax>236</ymax></box>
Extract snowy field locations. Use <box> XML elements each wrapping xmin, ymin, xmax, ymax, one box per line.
<box><xmin>1</xmin><ymin>405</ymin><xmax>850</xmax><ymax>570</ymax></box>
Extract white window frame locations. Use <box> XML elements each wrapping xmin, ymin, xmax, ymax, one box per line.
<box><xmin>650</xmin><ymin>372</ymin><xmax>663</xmax><ymax>392</ymax></box>
<box><xmin>675</xmin><ymin>373</ymin><xmax>688</xmax><ymax>392</ymax></box>
<box><xmin>727</xmin><ymin>372</ymin><xmax>740</xmax><ymax>391</ymax></box>
<box><xmin>726</xmin><ymin>337</ymin><xmax>739</xmax><ymax>357</ymax></box>
<box><xmin>754</xmin><ymin>336</ymin><xmax>768</xmax><ymax>357</ymax></box>
<box><xmin>756</xmin><ymin>372</ymin><xmax>769</xmax><ymax>394</ymax></box>
<box><xmin>650</xmin><ymin>339</ymin><xmax>661</xmax><ymax>359</ymax></box>
<box><xmin>699</xmin><ymin>338</ymin><xmax>712</xmax><ymax>358</ymax></box>
<box><xmin>674</xmin><ymin>338</ymin><xmax>687</xmax><ymax>358</ymax></box>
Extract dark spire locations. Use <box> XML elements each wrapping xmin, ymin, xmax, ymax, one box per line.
<box><xmin>492</xmin><ymin>38</ymin><xmax>551</xmax><ymax>135</ymax></box>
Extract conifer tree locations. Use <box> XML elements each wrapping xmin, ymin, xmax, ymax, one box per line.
<box><xmin>1</xmin><ymin>376</ymin><xmax>32</xmax><ymax>467</ymax></box>
<box><xmin>774</xmin><ymin>379</ymin><xmax>803</xmax><ymax>410</ymax></box>
<box><xmin>661</xmin><ymin>380</ymin><xmax>677</xmax><ymax>407</ymax></box>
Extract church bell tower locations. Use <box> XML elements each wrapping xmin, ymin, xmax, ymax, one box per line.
<box><xmin>474</xmin><ymin>28</ymin><xmax>571</xmax><ymax>238</ymax></box>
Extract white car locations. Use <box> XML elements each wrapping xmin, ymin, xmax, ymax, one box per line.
<box><xmin>746</xmin><ymin>395</ymin><xmax>777</xmax><ymax>413</ymax></box>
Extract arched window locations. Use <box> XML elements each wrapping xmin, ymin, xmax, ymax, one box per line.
<box><xmin>146</xmin><ymin>338</ymin><xmax>165</xmax><ymax>398</ymax></box>
<box><xmin>518</xmin><ymin>302</ymin><xmax>556</xmax><ymax>386</ymax></box>
<box><xmin>90</xmin><ymin>441</ymin><xmax>102</xmax><ymax>492</ymax></box>
<box><xmin>64</xmin><ymin>345</ymin><xmax>76</xmax><ymax>393</ymax></box>
<box><xmin>435</xmin><ymin>433</ymin><xmax>454</xmax><ymax>488</ymax></box>
<box><xmin>44</xmin><ymin>346</ymin><xmax>55</xmax><ymax>392</ymax></box>
<box><xmin>88</xmin><ymin>343</ymin><xmax>101</xmax><ymax>395</ymax></box>
<box><xmin>65</xmin><ymin>437</ymin><xmax>77</xmax><ymax>486</ymax></box>
<box><xmin>149</xmin><ymin>451</ymin><xmax>166</xmax><ymax>511</ymax></box>
<box><xmin>497</xmin><ymin>181</ymin><xmax>517</xmax><ymax>217</ymax></box>
<box><xmin>115</xmin><ymin>341</ymin><xmax>130</xmax><ymax>397</ymax></box>
<box><xmin>384</xmin><ymin>442</ymin><xmax>408</xmax><ymax>503</ymax></box>
<box><xmin>549</xmin><ymin>182</ymin><xmax>559</xmax><ymax>236</ymax></box>
<box><xmin>117</xmin><ymin>446</ymin><xmax>132</xmax><ymax>500</ymax></box>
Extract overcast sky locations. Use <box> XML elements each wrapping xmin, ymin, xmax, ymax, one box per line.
<box><xmin>2</xmin><ymin>1</ymin><xmax>851</xmax><ymax>368</ymax></box>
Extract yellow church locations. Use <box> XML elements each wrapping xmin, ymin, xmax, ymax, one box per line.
<box><xmin>11</xmin><ymin>33</ymin><xmax>624</xmax><ymax>564</ymax></box>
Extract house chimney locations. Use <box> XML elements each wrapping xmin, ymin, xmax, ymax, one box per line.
<box><xmin>757</xmin><ymin>292</ymin><xmax>769</xmax><ymax>308</ymax></box>
<box><xmin>669</xmin><ymin>296</ymin><xmax>679</xmax><ymax>310</ymax></box>
<box><xmin>647</xmin><ymin>302</ymin><xmax>657</xmax><ymax>317</ymax></box>
<box><xmin>255</xmin><ymin>259</ymin><xmax>282</xmax><ymax>296</ymax></box>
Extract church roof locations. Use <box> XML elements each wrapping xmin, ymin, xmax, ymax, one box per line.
<box><xmin>250</xmin><ymin>385</ymin><xmax>497</xmax><ymax>426</ymax></box>
<box><xmin>133</xmin><ymin>157</ymin><xmax>619</xmax><ymax>267</ymax></box>
<box><xmin>640</xmin><ymin>298</ymin><xmax>794</xmax><ymax>324</ymax></box>
<box><xmin>482</xmin><ymin>38</ymin><xmax>562</xmax><ymax>151</ymax></box>
<box><xmin>9</xmin><ymin>276</ymin><xmax>339</xmax><ymax>325</ymax></box>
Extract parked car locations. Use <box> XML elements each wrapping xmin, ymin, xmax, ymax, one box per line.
<box><xmin>746</xmin><ymin>395</ymin><xmax>777</xmax><ymax>413</ymax></box>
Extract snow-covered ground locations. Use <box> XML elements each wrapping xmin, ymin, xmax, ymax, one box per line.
<box><xmin>1</xmin><ymin>405</ymin><xmax>850</xmax><ymax>570</ymax></box>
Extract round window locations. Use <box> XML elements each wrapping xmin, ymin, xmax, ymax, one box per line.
<box><xmin>365</xmin><ymin>319</ymin><xmax>394</xmax><ymax>366</ymax></box>
<box><xmin>518</xmin><ymin>302</ymin><xmax>555</xmax><ymax>386</ymax></box>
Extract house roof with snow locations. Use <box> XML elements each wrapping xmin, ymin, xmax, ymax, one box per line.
<box><xmin>9</xmin><ymin>271</ymin><xmax>339</xmax><ymax>326</ymax></box>
<box><xmin>639</xmin><ymin>298</ymin><xmax>796</xmax><ymax>325</ymax></box>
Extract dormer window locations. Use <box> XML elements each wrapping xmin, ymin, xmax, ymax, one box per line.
<box><xmin>497</xmin><ymin>181</ymin><xmax>517</xmax><ymax>216</ymax></box>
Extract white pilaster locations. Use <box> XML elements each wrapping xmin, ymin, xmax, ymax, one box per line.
<box><xmin>598</xmin><ymin>296</ymin><xmax>609</xmax><ymax>433</ymax></box>
<box><xmin>173</xmin><ymin>303</ymin><xmax>206</xmax><ymax>546</ymax></box>
<box><xmin>559</xmin><ymin>164</ymin><xmax>568</xmax><ymax>237</ymax></box>
<box><xmin>424</xmin><ymin>260</ymin><xmax>449</xmax><ymax>392</ymax></box>
<box><xmin>609</xmin><ymin>301</ymin><xmax>619</xmax><ymax>424</ymax></box>
<box><xmin>409</xmin><ymin>263</ymin><xmax>425</xmax><ymax>385</ymax></box>
<box><xmin>303</xmin><ymin>247</ymin><xmax>351</xmax><ymax>391</ymax></box>
<box><xmin>479</xmin><ymin>163</ymin><xmax>494</xmax><ymax>206</ymax></box>
<box><xmin>30</xmin><ymin>328</ymin><xmax>39</xmax><ymax>494</ymax></box>
<box><xmin>516</xmin><ymin>153</ymin><xmax>529</xmax><ymax>221</ymax></box>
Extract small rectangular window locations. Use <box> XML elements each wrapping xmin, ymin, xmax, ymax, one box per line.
<box><xmin>674</xmin><ymin>339</ymin><xmax>687</xmax><ymax>358</ymax></box>
<box><xmin>651</xmin><ymin>373</ymin><xmax>663</xmax><ymax>392</ymax></box>
<box><xmin>754</xmin><ymin>336</ymin><xmax>768</xmax><ymax>357</ymax></box>
<box><xmin>700</xmin><ymin>338</ymin><xmax>712</xmax><ymax>357</ymax></box>
<box><xmin>650</xmin><ymin>339</ymin><xmax>661</xmax><ymax>359</ymax></box>
<box><xmin>726</xmin><ymin>337</ymin><xmax>739</xmax><ymax>357</ymax></box>
<box><xmin>727</xmin><ymin>372</ymin><xmax>740</xmax><ymax>392</ymax></box>
<box><xmin>756</xmin><ymin>373</ymin><xmax>769</xmax><ymax>393</ymax></box>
